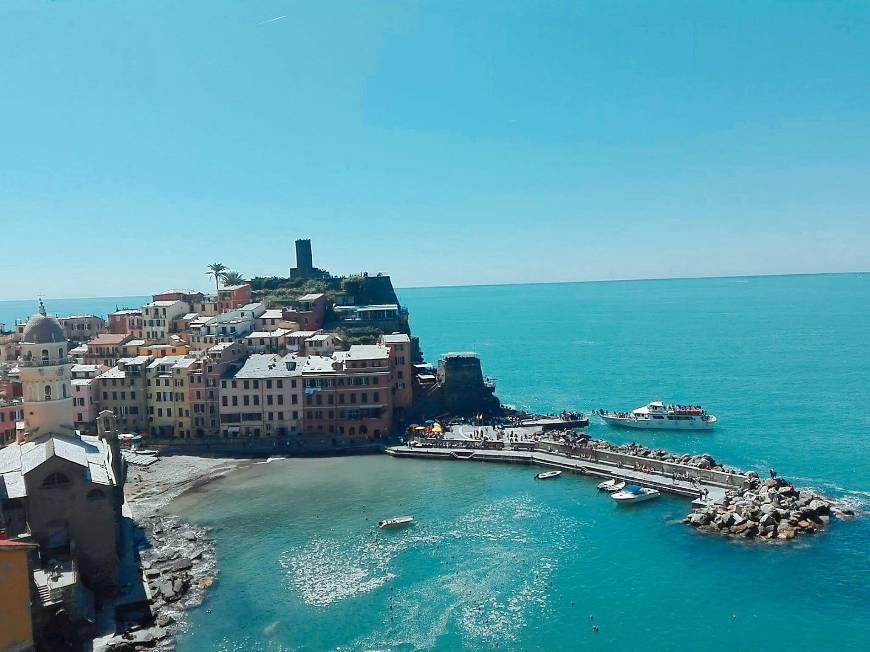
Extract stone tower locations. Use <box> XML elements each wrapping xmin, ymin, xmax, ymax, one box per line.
<box><xmin>295</xmin><ymin>238</ymin><xmax>313</xmax><ymax>274</ymax></box>
<box><xmin>17</xmin><ymin>299</ymin><xmax>75</xmax><ymax>442</ymax></box>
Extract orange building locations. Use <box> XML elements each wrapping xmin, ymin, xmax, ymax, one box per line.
<box><xmin>0</xmin><ymin>539</ymin><xmax>37</xmax><ymax>652</ymax></box>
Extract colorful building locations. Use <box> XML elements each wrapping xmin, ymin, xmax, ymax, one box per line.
<box><xmin>108</xmin><ymin>309</ymin><xmax>144</xmax><ymax>338</ymax></box>
<box><xmin>0</xmin><ymin>539</ymin><xmax>37</xmax><ymax>652</ymax></box>
<box><xmin>58</xmin><ymin>315</ymin><xmax>106</xmax><ymax>343</ymax></box>
<box><xmin>301</xmin><ymin>345</ymin><xmax>394</xmax><ymax>439</ymax></box>
<box><xmin>94</xmin><ymin>356</ymin><xmax>151</xmax><ymax>433</ymax></box>
<box><xmin>219</xmin><ymin>354</ymin><xmax>305</xmax><ymax>438</ymax></box>
<box><xmin>380</xmin><ymin>333</ymin><xmax>414</xmax><ymax>411</ymax></box>
<box><xmin>146</xmin><ymin>356</ymin><xmax>196</xmax><ymax>438</ymax></box>
<box><xmin>216</xmin><ymin>284</ymin><xmax>252</xmax><ymax>313</ymax></box>
<box><xmin>142</xmin><ymin>300</ymin><xmax>190</xmax><ymax>342</ymax></box>
<box><xmin>84</xmin><ymin>333</ymin><xmax>133</xmax><ymax>367</ymax></box>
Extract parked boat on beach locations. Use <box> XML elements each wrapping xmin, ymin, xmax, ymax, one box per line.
<box><xmin>378</xmin><ymin>516</ymin><xmax>414</xmax><ymax>529</ymax></box>
<box><xmin>597</xmin><ymin>401</ymin><xmax>717</xmax><ymax>430</ymax></box>
<box><xmin>611</xmin><ymin>485</ymin><xmax>661</xmax><ymax>503</ymax></box>
<box><xmin>535</xmin><ymin>470</ymin><xmax>562</xmax><ymax>480</ymax></box>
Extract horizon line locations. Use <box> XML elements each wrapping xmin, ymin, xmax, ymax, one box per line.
<box><xmin>0</xmin><ymin>270</ymin><xmax>866</xmax><ymax>303</ymax></box>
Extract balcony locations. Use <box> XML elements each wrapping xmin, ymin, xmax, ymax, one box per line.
<box><xmin>18</xmin><ymin>356</ymin><xmax>73</xmax><ymax>367</ymax></box>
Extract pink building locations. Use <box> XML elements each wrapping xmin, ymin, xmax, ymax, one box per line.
<box><xmin>302</xmin><ymin>345</ymin><xmax>394</xmax><ymax>440</ymax></box>
<box><xmin>283</xmin><ymin>293</ymin><xmax>327</xmax><ymax>330</ymax></box>
<box><xmin>70</xmin><ymin>364</ymin><xmax>107</xmax><ymax>431</ymax></box>
<box><xmin>380</xmin><ymin>333</ymin><xmax>413</xmax><ymax>411</ymax></box>
<box><xmin>219</xmin><ymin>354</ymin><xmax>305</xmax><ymax>437</ymax></box>
<box><xmin>108</xmin><ymin>309</ymin><xmax>144</xmax><ymax>338</ymax></box>
<box><xmin>217</xmin><ymin>284</ymin><xmax>252</xmax><ymax>313</ymax></box>
<box><xmin>0</xmin><ymin>399</ymin><xmax>24</xmax><ymax>447</ymax></box>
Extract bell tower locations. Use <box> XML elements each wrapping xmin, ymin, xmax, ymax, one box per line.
<box><xmin>17</xmin><ymin>300</ymin><xmax>75</xmax><ymax>442</ymax></box>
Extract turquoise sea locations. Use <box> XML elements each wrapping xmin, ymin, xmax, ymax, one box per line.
<box><xmin>2</xmin><ymin>275</ymin><xmax>868</xmax><ymax>650</ymax></box>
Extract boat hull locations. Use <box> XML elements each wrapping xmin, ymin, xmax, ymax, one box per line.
<box><xmin>599</xmin><ymin>414</ymin><xmax>716</xmax><ymax>430</ymax></box>
<box><xmin>611</xmin><ymin>490</ymin><xmax>660</xmax><ymax>503</ymax></box>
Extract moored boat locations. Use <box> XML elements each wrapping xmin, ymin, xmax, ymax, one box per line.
<box><xmin>611</xmin><ymin>485</ymin><xmax>661</xmax><ymax>503</ymax></box>
<box><xmin>597</xmin><ymin>478</ymin><xmax>626</xmax><ymax>492</ymax></box>
<box><xmin>535</xmin><ymin>470</ymin><xmax>562</xmax><ymax>480</ymax></box>
<box><xmin>597</xmin><ymin>401</ymin><xmax>717</xmax><ymax>430</ymax></box>
<box><xmin>378</xmin><ymin>516</ymin><xmax>414</xmax><ymax>529</ymax></box>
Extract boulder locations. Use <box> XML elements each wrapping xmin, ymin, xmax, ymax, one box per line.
<box><xmin>167</xmin><ymin>558</ymin><xmax>193</xmax><ymax>573</ymax></box>
<box><xmin>809</xmin><ymin>499</ymin><xmax>830</xmax><ymax>514</ymax></box>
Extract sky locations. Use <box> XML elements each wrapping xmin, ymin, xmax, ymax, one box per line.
<box><xmin>1</xmin><ymin>0</ymin><xmax>869</xmax><ymax>299</ymax></box>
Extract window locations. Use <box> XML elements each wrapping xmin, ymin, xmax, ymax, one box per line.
<box><xmin>42</xmin><ymin>472</ymin><xmax>70</xmax><ymax>488</ymax></box>
<box><xmin>87</xmin><ymin>488</ymin><xmax>106</xmax><ymax>500</ymax></box>
<box><xmin>44</xmin><ymin>385</ymin><xmax>52</xmax><ymax>400</ymax></box>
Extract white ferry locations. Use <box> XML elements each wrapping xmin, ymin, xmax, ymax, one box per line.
<box><xmin>596</xmin><ymin>401</ymin><xmax>717</xmax><ymax>430</ymax></box>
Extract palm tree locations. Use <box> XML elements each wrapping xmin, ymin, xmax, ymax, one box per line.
<box><xmin>221</xmin><ymin>270</ymin><xmax>245</xmax><ymax>286</ymax></box>
<box><xmin>206</xmin><ymin>262</ymin><xmax>228</xmax><ymax>293</ymax></box>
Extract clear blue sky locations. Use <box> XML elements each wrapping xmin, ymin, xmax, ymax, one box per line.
<box><xmin>2</xmin><ymin>1</ymin><xmax>869</xmax><ymax>299</ymax></box>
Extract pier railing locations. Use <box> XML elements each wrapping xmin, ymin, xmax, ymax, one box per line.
<box><xmin>535</xmin><ymin>441</ymin><xmax>748</xmax><ymax>489</ymax></box>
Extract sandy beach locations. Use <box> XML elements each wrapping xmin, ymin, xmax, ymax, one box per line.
<box><xmin>125</xmin><ymin>454</ymin><xmax>251</xmax><ymax>517</ymax></box>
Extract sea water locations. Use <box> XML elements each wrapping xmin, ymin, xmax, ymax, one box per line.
<box><xmin>2</xmin><ymin>276</ymin><xmax>868</xmax><ymax>650</ymax></box>
<box><xmin>165</xmin><ymin>274</ymin><xmax>869</xmax><ymax>651</ymax></box>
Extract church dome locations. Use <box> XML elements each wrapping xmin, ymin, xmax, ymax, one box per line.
<box><xmin>22</xmin><ymin>300</ymin><xmax>66</xmax><ymax>344</ymax></box>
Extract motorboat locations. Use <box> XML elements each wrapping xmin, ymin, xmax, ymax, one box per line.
<box><xmin>597</xmin><ymin>479</ymin><xmax>626</xmax><ymax>493</ymax></box>
<box><xmin>597</xmin><ymin>402</ymin><xmax>717</xmax><ymax>430</ymax></box>
<box><xmin>597</xmin><ymin>478</ymin><xmax>617</xmax><ymax>491</ymax></box>
<box><xmin>378</xmin><ymin>516</ymin><xmax>414</xmax><ymax>529</ymax></box>
<box><xmin>611</xmin><ymin>485</ymin><xmax>661</xmax><ymax>503</ymax></box>
<box><xmin>535</xmin><ymin>470</ymin><xmax>562</xmax><ymax>480</ymax></box>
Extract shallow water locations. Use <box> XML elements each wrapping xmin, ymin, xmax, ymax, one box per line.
<box><xmin>171</xmin><ymin>273</ymin><xmax>870</xmax><ymax>651</ymax></box>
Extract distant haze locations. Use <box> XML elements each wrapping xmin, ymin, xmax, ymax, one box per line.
<box><xmin>2</xmin><ymin>1</ymin><xmax>869</xmax><ymax>299</ymax></box>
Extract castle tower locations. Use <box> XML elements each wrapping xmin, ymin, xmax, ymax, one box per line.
<box><xmin>295</xmin><ymin>238</ymin><xmax>313</xmax><ymax>274</ymax></box>
<box><xmin>17</xmin><ymin>300</ymin><xmax>75</xmax><ymax>442</ymax></box>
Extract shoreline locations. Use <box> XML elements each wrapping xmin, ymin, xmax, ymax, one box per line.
<box><xmin>105</xmin><ymin>456</ymin><xmax>251</xmax><ymax>651</ymax></box>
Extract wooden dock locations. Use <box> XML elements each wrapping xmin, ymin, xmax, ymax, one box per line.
<box><xmin>386</xmin><ymin>444</ymin><xmax>734</xmax><ymax>504</ymax></box>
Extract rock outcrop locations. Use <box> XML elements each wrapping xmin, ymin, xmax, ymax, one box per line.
<box><xmin>683</xmin><ymin>475</ymin><xmax>855</xmax><ymax>542</ymax></box>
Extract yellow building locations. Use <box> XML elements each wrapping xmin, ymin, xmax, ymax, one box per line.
<box><xmin>0</xmin><ymin>540</ymin><xmax>37</xmax><ymax>652</ymax></box>
<box><xmin>138</xmin><ymin>343</ymin><xmax>190</xmax><ymax>358</ymax></box>
<box><xmin>146</xmin><ymin>356</ymin><xmax>196</xmax><ymax>438</ymax></box>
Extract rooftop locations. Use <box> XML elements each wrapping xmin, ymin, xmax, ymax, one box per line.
<box><xmin>144</xmin><ymin>300</ymin><xmax>183</xmax><ymax>307</ymax></box>
<box><xmin>343</xmin><ymin>344</ymin><xmax>389</xmax><ymax>361</ymax></box>
<box><xmin>220</xmin><ymin>284</ymin><xmax>250</xmax><ymax>291</ymax></box>
<box><xmin>298</xmin><ymin>293</ymin><xmax>325</xmax><ymax>302</ymax></box>
<box><xmin>301</xmin><ymin>355</ymin><xmax>337</xmax><ymax>374</ymax></box>
<box><xmin>260</xmin><ymin>309</ymin><xmax>284</xmax><ymax>319</ymax></box>
<box><xmin>381</xmin><ymin>333</ymin><xmax>410</xmax><ymax>344</ymax></box>
<box><xmin>110</xmin><ymin>309</ymin><xmax>142</xmax><ymax>316</ymax></box>
<box><xmin>88</xmin><ymin>333</ymin><xmax>130</xmax><ymax>346</ymax></box>
<box><xmin>233</xmin><ymin>354</ymin><xmax>304</xmax><ymax>378</ymax></box>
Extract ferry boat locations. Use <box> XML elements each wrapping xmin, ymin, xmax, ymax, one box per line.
<box><xmin>611</xmin><ymin>485</ymin><xmax>660</xmax><ymax>503</ymax></box>
<box><xmin>535</xmin><ymin>470</ymin><xmax>562</xmax><ymax>480</ymax></box>
<box><xmin>596</xmin><ymin>401</ymin><xmax>717</xmax><ymax>430</ymax></box>
<box><xmin>378</xmin><ymin>516</ymin><xmax>414</xmax><ymax>529</ymax></box>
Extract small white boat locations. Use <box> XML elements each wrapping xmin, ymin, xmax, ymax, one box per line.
<box><xmin>604</xmin><ymin>480</ymin><xmax>626</xmax><ymax>493</ymax></box>
<box><xmin>535</xmin><ymin>470</ymin><xmax>562</xmax><ymax>480</ymax></box>
<box><xmin>611</xmin><ymin>485</ymin><xmax>661</xmax><ymax>503</ymax></box>
<box><xmin>597</xmin><ymin>478</ymin><xmax>624</xmax><ymax>492</ymax></box>
<box><xmin>378</xmin><ymin>516</ymin><xmax>414</xmax><ymax>529</ymax></box>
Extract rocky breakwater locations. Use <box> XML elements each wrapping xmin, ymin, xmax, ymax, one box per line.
<box><xmin>107</xmin><ymin>515</ymin><xmax>216</xmax><ymax>651</ymax></box>
<box><xmin>684</xmin><ymin>475</ymin><xmax>856</xmax><ymax>542</ymax></box>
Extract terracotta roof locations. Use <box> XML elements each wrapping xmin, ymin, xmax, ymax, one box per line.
<box><xmin>88</xmin><ymin>333</ymin><xmax>130</xmax><ymax>346</ymax></box>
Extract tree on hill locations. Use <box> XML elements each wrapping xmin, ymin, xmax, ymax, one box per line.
<box><xmin>222</xmin><ymin>270</ymin><xmax>245</xmax><ymax>286</ymax></box>
<box><xmin>206</xmin><ymin>262</ymin><xmax>228</xmax><ymax>293</ymax></box>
